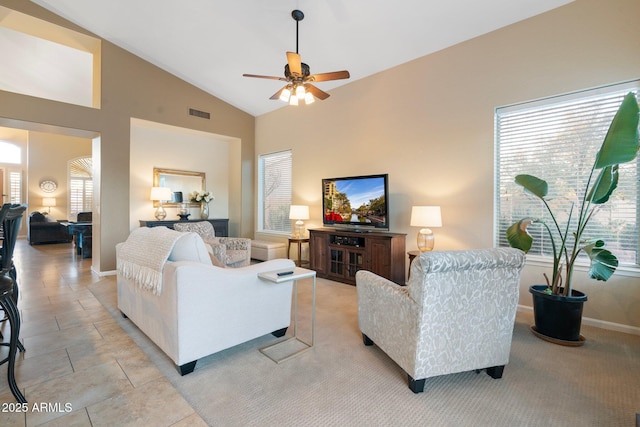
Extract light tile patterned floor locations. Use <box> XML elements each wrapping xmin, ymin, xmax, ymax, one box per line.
<box><xmin>0</xmin><ymin>240</ymin><xmax>206</xmax><ymax>426</ymax></box>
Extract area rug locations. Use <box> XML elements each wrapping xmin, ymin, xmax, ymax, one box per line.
<box><xmin>89</xmin><ymin>277</ymin><xmax>640</xmax><ymax>426</ymax></box>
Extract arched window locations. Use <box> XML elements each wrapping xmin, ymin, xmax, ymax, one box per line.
<box><xmin>0</xmin><ymin>141</ymin><xmax>21</xmax><ymax>164</ymax></box>
<box><xmin>68</xmin><ymin>157</ymin><xmax>92</xmax><ymax>217</ymax></box>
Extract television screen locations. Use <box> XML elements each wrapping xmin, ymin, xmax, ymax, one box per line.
<box><xmin>322</xmin><ymin>174</ymin><xmax>389</xmax><ymax>231</ymax></box>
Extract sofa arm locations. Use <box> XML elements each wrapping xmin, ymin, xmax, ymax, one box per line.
<box><xmin>163</xmin><ymin>258</ymin><xmax>297</xmax><ymax>365</ymax></box>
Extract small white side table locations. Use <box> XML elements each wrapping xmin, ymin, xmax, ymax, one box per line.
<box><xmin>257</xmin><ymin>267</ymin><xmax>317</xmax><ymax>363</ymax></box>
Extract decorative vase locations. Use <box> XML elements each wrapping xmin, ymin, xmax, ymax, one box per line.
<box><xmin>200</xmin><ymin>203</ymin><xmax>209</xmax><ymax>219</ymax></box>
<box><xmin>529</xmin><ymin>284</ymin><xmax>587</xmax><ymax>345</ymax></box>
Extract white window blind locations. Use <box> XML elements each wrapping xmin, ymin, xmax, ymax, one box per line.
<box><xmin>69</xmin><ymin>178</ymin><xmax>92</xmax><ymax>215</ymax></box>
<box><xmin>495</xmin><ymin>82</ymin><xmax>640</xmax><ymax>266</ymax></box>
<box><xmin>9</xmin><ymin>171</ymin><xmax>21</xmax><ymax>204</ymax></box>
<box><xmin>258</xmin><ymin>150</ymin><xmax>292</xmax><ymax>233</ymax></box>
<box><xmin>69</xmin><ymin>156</ymin><xmax>93</xmax><ymax>217</ymax></box>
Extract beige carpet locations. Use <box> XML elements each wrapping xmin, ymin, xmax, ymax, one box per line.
<box><xmin>90</xmin><ymin>277</ymin><xmax>640</xmax><ymax>426</ymax></box>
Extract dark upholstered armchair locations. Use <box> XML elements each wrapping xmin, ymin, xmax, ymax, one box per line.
<box><xmin>77</xmin><ymin>212</ymin><xmax>92</xmax><ymax>222</ymax></box>
<box><xmin>27</xmin><ymin>212</ymin><xmax>72</xmax><ymax>245</ymax></box>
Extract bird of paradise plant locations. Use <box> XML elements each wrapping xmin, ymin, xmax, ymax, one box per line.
<box><xmin>506</xmin><ymin>92</ymin><xmax>639</xmax><ymax>297</ymax></box>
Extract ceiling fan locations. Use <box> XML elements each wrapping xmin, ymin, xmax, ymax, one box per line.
<box><xmin>243</xmin><ymin>9</ymin><xmax>350</xmax><ymax>105</ymax></box>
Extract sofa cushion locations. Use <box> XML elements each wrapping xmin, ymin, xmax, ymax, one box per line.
<box><xmin>168</xmin><ymin>232</ymin><xmax>213</xmax><ymax>265</ymax></box>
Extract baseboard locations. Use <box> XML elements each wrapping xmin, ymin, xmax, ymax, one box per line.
<box><xmin>92</xmin><ymin>267</ymin><xmax>117</xmax><ymax>277</ymax></box>
<box><xmin>517</xmin><ymin>305</ymin><xmax>640</xmax><ymax>337</ymax></box>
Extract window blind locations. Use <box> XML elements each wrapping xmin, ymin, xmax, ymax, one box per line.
<box><xmin>9</xmin><ymin>171</ymin><xmax>21</xmax><ymax>204</ymax></box>
<box><xmin>495</xmin><ymin>83</ymin><xmax>640</xmax><ymax>266</ymax></box>
<box><xmin>258</xmin><ymin>150</ymin><xmax>292</xmax><ymax>233</ymax></box>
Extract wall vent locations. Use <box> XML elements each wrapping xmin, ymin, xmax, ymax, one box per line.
<box><xmin>188</xmin><ymin>108</ymin><xmax>211</xmax><ymax>120</ymax></box>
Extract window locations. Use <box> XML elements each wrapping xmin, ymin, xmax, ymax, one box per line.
<box><xmin>0</xmin><ymin>141</ymin><xmax>21</xmax><ymax>164</ymax></box>
<box><xmin>495</xmin><ymin>82</ymin><xmax>640</xmax><ymax>266</ymax></box>
<box><xmin>8</xmin><ymin>171</ymin><xmax>21</xmax><ymax>204</ymax></box>
<box><xmin>258</xmin><ymin>150</ymin><xmax>292</xmax><ymax>234</ymax></box>
<box><xmin>0</xmin><ymin>5</ymin><xmax>101</xmax><ymax>108</ymax></box>
<box><xmin>69</xmin><ymin>157</ymin><xmax>93</xmax><ymax>217</ymax></box>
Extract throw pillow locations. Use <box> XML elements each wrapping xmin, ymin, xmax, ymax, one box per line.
<box><xmin>168</xmin><ymin>232</ymin><xmax>213</xmax><ymax>265</ymax></box>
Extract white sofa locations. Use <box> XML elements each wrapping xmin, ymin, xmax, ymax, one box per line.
<box><xmin>356</xmin><ymin>248</ymin><xmax>525</xmax><ymax>393</ymax></box>
<box><xmin>116</xmin><ymin>229</ymin><xmax>295</xmax><ymax>375</ymax></box>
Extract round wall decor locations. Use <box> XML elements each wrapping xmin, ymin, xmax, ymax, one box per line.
<box><xmin>40</xmin><ymin>180</ymin><xmax>57</xmax><ymax>193</ymax></box>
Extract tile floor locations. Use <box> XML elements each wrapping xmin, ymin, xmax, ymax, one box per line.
<box><xmin>0</xmin><ymin>240</ymin><xmax>206</xmax><ymax>426</ymax></box>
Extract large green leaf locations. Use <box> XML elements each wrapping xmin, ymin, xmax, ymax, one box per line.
<box><xmin>583</xmin><ymin>240</ymin><xmax>618</xmax><ymax>281</ymax></box>
<box><xmin>588</xmin><ymin>165</ymin><xmax>619</xmax><ymax>204</ymax></box>
<box><xmin>595</xmin><ymin>92</ymin><xmax>640</xmax><ymax>169</ymax></box>
<box><xmin>515</xmin><ymin>174</ymin><xmax>548</xmax><ymax>199</ymax></box>
<box><xmin>506</xmin><ymin>220</ymin><xmax>533</xmax><ymax>252</ymax></box>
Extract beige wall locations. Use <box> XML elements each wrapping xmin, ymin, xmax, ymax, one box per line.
<box><xmin>0</xmin><ymin>0</ymin><xmax>255</xmax><ymax>272</ymax></box>
<box><xmin>129</xmin><ymin>118</ymin><xmax>238</xmax><ymax>230</ymax></box>
<box><xmin>27</xmin><ymin>132</ymin><xmax>91</xmax><ymax>219</ymax></box>
<box><xmin>255</xmin><ymin>0</ymin><xmax>640</xmax><ymax>329</ymax></box>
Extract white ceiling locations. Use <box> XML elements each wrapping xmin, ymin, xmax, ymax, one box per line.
<box><xmin>32</xmin><ymin>0</ymin><xmax>573</xmax><ymax>117</ymax></box>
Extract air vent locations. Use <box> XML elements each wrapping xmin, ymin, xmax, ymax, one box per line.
<box><xmin>188</xmin><ymin>108</ymin><xmax>211</xmax><ymax>120</ymax></box>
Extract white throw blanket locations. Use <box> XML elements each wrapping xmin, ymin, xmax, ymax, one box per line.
<box><xmin>116</xmin><ymin>226</ymin><xmax>183</xmax><ymax>295</ymax></box>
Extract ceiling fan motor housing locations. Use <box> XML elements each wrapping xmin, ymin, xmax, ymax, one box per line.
<box><xmin>285</xmin><ymin>63</ymin><xmax>310</xmax><ymax>79</ymax></box>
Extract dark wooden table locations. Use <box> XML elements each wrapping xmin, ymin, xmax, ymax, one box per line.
<box><xmin>61</xmin><ymin>222</ymin><xmax>92</xmax><ymax>258</ymax></box>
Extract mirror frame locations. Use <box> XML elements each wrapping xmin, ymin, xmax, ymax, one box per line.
<box><xmin>153</xmin><ymin>167</ymin><xmax>206</xmax><ymax>207</ymax></box>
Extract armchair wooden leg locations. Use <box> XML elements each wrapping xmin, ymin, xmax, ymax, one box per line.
<box><xmin>407</xmin><ymin>375</ymin><xmax>426</xmax><ymax>393</ymax></box>
<box><xmin>362</xmin><ymin>333</ymin><xmax>374</xmax><ymax>346</ymax></box>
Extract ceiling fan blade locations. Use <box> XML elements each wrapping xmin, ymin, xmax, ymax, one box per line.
<box><xmin>286</xmin><ymin>52</ymin><xmax>302</xmax><ymax>76</ymax></box>
<box><xmin>306</xmin><ymin>84</ymin><xmax>330</xmax><ymax>100</ymax></box>
<box><xmin>308</xmin><ymin>70</ymin><xmax>350</xmax><ymax>82</ymax></box>
<box><xmin>269</xmin><ymin>86</ymin><xmax>288</xmax><ymax>100</ymax></box>
<box><xmin>243</xmin><ymin>73</ymin><xmax>288</xmax><ymax>81</ymax></box>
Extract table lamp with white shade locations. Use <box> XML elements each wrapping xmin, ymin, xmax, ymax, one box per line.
<box><xmin>150</xmin><ymin>187</ymin><xmax>172</xmax><ymax>220</ymax></box>
<box><xmin>42</xmin><ymin>197</ymin><xmax>56</xmax><ymax>214</ymax></box>
<box><xmin>289</xmin><ymin>205</ymin><xmax>310</xmax><ymax>238</ymax></box>
<box><xmin>410</xmin><ymin>206</ymin><xmax>442</xmax><ymax>252</ymax></box>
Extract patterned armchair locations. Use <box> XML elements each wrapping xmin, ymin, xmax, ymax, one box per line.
<box><xmin>356</xmin><ymin>248</ymin><xmax>525</xmax><ymax>393</ymax></box>
<box><xmin>173</xmin><ymin>221</ymin><xmax>251</xmax><ymax>268</ymax></box>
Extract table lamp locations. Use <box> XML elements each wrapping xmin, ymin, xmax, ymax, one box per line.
<box><xmin>410</xmin><ymin>206</ymin><xmax>442</xmax><ymax>252</ymax></box>
<box><xmin>150</xmin><ymin>187</ymin><xmax>172</xmax><ymax>220</ymax></box>
<box><xmin>289</xmin><ymin>205</ymin><xmax>310</xmax><ymax>238</ymax></box>
<box><xmin>42</xmin><ymin>197</ymin><xmax>56</xmax><ymax>214</ymax></box>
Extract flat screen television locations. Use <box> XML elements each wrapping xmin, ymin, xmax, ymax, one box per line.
<box><xmin>322</xmin><ymin>173</ymin><xmax>389</xmax><ymax>232</ymax></box>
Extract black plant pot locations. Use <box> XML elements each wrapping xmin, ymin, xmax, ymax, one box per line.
<box><xmin>529</xmin><ymin>284</ymin><xmax>588</xmax><ymax>345</ymax></box>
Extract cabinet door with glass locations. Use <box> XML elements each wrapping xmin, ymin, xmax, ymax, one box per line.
<box><xmin>328</xmin><ymin>247</ymin><xmax>365</xmax><ymax>284</ymax></box>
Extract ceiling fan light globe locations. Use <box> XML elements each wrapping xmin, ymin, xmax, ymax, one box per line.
<box><xmin>279</xmin><ymin>87</ymin><xmax>291</xmax><ymax>102</ymax></box>
<box><xmin>289</xmin><ymin>95</ymin><xmax>299</xmax><ymax>106</ymax></box>
<box><xmin>304</xmin><ymin>92</ymin><xmax>315</xmax><ymax>104</ymax></box>
<box><xmin>296</xmin><ymin>85</ymin><xmax>306</xmax><ymax>99</ymax></box>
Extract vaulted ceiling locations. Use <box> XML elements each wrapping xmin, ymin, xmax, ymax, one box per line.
<box><xmin>32</xmin><ymin>0</ymin><xmax>574</xmax><ymax>117</ymax></box>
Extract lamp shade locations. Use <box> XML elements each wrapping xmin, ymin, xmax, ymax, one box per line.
<box><xmin>150</xmin><ymin>187</ymin><xmax>172</xmax><ymax>201</ymax></box>
<box><xmin>289</xmin><ymin>205</ymin><xmax>310</xmax><ymax>220</ymax></box>
<box><xmin>42</xmin><ymin>197</ymin><xmax>56</xmax><ymax>208</ymax></box>
<box><xmin>410</xmin><ymin>206</ymin><xmax>442</xmax><ymax>227</ymax></box>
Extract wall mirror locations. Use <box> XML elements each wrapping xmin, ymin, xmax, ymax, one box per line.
<box><xmin>153</xmin><ymin>167</ymin><xmax>205</xmax><ymax>207</ymax></box>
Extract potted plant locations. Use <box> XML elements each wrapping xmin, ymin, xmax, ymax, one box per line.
<box><xmin>506</xmin><ymin>92</ymin><xmax>639</xmax><ymax>345</ymax></box>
